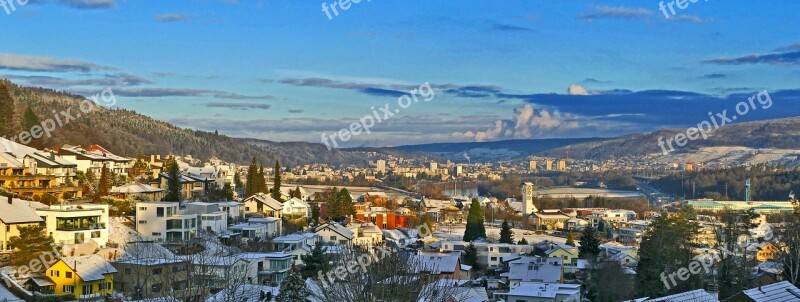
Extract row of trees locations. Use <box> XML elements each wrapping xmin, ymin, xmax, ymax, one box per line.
<box><xmin>244</xmin><ymin>157</ymin><xmax>282</xmax><ymax>200</ymax></box>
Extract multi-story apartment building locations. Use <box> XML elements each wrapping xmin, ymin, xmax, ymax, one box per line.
<box><xmin>36</xmin><ymin>204</ymin><xmax>110</xmax><ymax>248</ymax></box>
<box><xmin>112</xmin><ymin>258</ymin><xmax>206</xmax><ymax>301</ymax></box>
<box><xmin>57</xmin><ymin>145</ymin><xmax>132</xmax><ymax>176</ymax></box>
<box><xmin>0</xmin><ymin>139</ymin><xmax>82</xmax><ymax>200</ymax></box>
<box><xmin>135</xmin><ymin>202</ymin><xmax>198</xmax><ymax>242</ymax></box>
<box><xmin>439</xmin><ymin>241</ymin><xmax>535</xmax><ymax>268</ymax></box>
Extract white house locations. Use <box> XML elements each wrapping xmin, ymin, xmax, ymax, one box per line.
<box><xmin>315</xmin><ymin>223</ymin><xmax>354</xmax><ymax>247</ymax></box>
<box><xmin>505</xmin><ymin>256</ymin><xmax>564</xmax><ymax>287</ymax></box>
<box><xmin>281</xmin><ymin>198</ymin><xmax>310</xmax><ymax>218</ymax></box>
<box><xmin>243</xmin><ymin>194</ymin><xmax>283</xmax><ymax>218</ymax></box>
<box><xmin>272</xmin><ymin>233</ymin><xmax>320</xmax><ymax>265</ymax></box>
<box><xmin>200</xmin><ymin>211</ymin><xmax>228</xmax><ymax>234</ymax></box>
<box><xmin>235</xmin><ymin>253</ymin><xmax>293</xmax><ymax>285</ymax></box>
<box><xmin>498</xmin><ymin>282</ymin><xmax>581</xmax><ymax>302</ymax></box>
<box><xmin>35</xmin><ymin>203</ymin><xmax>110</xmax><ymax>248</ymax></box>
<box><xmin>135</xmin><ymin>202</ymin><xmax>198</xmax><ymax>242</ymax></box>
<box><xmin>438</xmin><ymin>241</ymin><xmax>535</xmax><ymax>268</ymax></box>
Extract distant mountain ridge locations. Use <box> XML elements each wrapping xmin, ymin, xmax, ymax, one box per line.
<box><xmin>376</xmin><ymin>138</ymin><xmax>605</xmax><ymax>162</ymax></box>
<box><xmin>0</xmin><ymin>81</ymin><xmax>360</xmax><ymax>167</ymax></box>
<box><xmin>542</xmin><ymin>117</ymin><xmax>800</xmax><ymax>160</ymax></box>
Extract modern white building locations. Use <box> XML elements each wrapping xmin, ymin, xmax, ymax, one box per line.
<box><xmin>135</xmin><ymin>202</ymin><xmax>198</xmax><ymax>242</ymax></box>
<box><xmin>35</xmin><ymin>203</ymin><xmax>110</xmax><ymax>248</ymax></box>
<box><xmin>438</xmin><ymin>241</ymin><xmax>535</xmax><ymax>268</ymax></box>
<box><xmin>522</xmin><ymin>182</ymin><xmax>537</xmax><ymax>215</ymax></box>
<box><xmin>272</xmin><ymin>233</ymin><xmax>320</xmax><ymax>264</ymax></box>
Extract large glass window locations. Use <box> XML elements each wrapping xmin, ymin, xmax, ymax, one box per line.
<box><xmin>56</xmin><ymin>216</ymin><xmax>101</xmax><ymax>231</ymax></box>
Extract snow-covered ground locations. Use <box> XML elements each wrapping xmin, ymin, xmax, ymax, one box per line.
<box><xmin>433</xmin><ymin>225</ymin><xmax>569</xmax><ymax>245</ymax></box>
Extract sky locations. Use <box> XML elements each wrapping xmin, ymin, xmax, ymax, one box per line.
<box><xmin>0</xmin><ymin>0</ymin><xmax>798</xmax><ymax>147</ymax></box>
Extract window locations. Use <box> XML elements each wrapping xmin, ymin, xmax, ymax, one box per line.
<box><xmin>151</xmin><ymin>283</ymin><xmax>162</xmax><ymax>293</ymax></box>
<box><xmin>91</xmin><ymin>231</ymin><xmax>101</xmax><ymax>238</ymax></box>
<box><xmin>156</xmin><ymin>207</ymin><xmax>165</xmax><ymax>217</ymax></box>
<box><xmin>139</xmin><ymin>207</ymin><xmax>147</xmax><ymax>211</ymax></box>
<box><xmin>152</xmin><ymin>268</ymin><xmax>162</xmax><ymax>275</ymax></box>
<box><xmin>65</xmin><ymin>272</ymin><xmax>72</xmax><ymax>278</ymax></box>
<box><xmin>124</xmin><ymin>268</ymin><xmax>131</xmax><ymax>275</ymax></box>
<box><xmin>63</xmin><ymin>285</ymin><xmax>74</xmax><ymax>293</ymax></box>
<box><xmin>53</xmin><ymin>271</ymin><xmax>60</xmax><ymax>277</ymax></box>
<box><xmin>490</xmin><ymin>257</ymin><xmax>497</xmax><ymax>261</ymax></box>
<box><xmin>82</xmin><ymin>284</ymin><xmax>92</xmax><ymax>294</ymax></box>
<box><xmin>138</xmin><ymin>220</ymin><xmax>147</xmax><ymax>224</ymax></box>
<box><xmin>152</xmin><ymin>232</ymin><xmax>161</xmax><ymax>236</ymax></box>
<box><xmin>330</xmin><ymin>236</ymin><xmax>336</xmax><ymax>241</ymax></box>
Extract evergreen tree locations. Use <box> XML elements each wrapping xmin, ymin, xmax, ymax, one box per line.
<box><xmin>20</xmin><ymin>107</ymin><xmax>40</xmax><ymax>144</ymax></box>
<box><xmin>233</xmin><ymin>172</ymin><xmax>243</xmax><ymax>191</ymax></box>
<box><xmin>129</xmin><ymin>152</ymin><xmax>149</xmax><ymax>181</ymax></box>
<box><xmin>462</xmin><ymin>243</ymin><xmax>480</xmax><ymax>271</ymax></box>
<box><xmin>8</xmin><ymin>225</ymin><xmax>55</xmax><ymax>268</ymax></box>
<box><xmin>272</xmin><ymin>160</ymin><xmax>282</xmax><ymax>201</ymax></box>
<box><xmin>578</xmin><ymin>225</ymin><xmax>601</xmax><ymax>259</ymax></box>
<box><xmin>326</xmin><ymin>187</ymin><xmax>341</xmax><ymax>219</ymax></box>
<box><xmin>499</xmin><ymin>219</ymin><xmax>514</xmax><ymax>244</ymax></box>
<box><xmin>463</xmin><ymin>198</ymin><xmax>486</xmax><ymax>242</ymax></box>
<box><xmin>163</xmin><ymin>157</ymin><xmax>183</xmax><ymax>201</ymax></box>
<box><xmin>97</xmin><ymin>163</ymin><xmax>111</xmax><ymax>201</ymax></box>
<box><xmin>276</xmin><ymin>267</ymin><xmax>309</xmax><ymax>302</ymax></box>
<box><xmin>518</xmin><ymin>237</ymin><xmax>529</xmax><ymax>245</ymax></box>
<box><xmin>566</xmin><ymin>232</ymin><xmax>576</xmax><ymax>246</ymax></box>
<box><xmin>0</xmin><ymin>82</ymin><xmax>14</xmax><ymax>137</ymax></box>
<box><xmin>635</xmin><ymin>214</ymin><xmax>700</xmax><ymax>297</ymax></box>
<box><xmin>245</xmin><ymin>158</ymin><xmax>259</xmax><ymax>198</ymax></box>
<box><xmin>259</xmin><ymin>164</ymin><xmax>267</xmax><ymax>193</ymax></box>
<box><xmin>300</xmin><ymin>242</ymin><xmax>329</xmax><ymax>279</ymax></box>
<box><xmin>337</xmin><ymin>188</ymin><xmax>355</xmax><ymax>216</ymax></box>
<box><xmin>311</xmin><ymin>202</ymin><xmax>320</xmax><ymax>225</ymax></box>
<box><xmin>292</xmin><ymin>186</ymin><xmax>302</xmax><ymax>199</ymax></box>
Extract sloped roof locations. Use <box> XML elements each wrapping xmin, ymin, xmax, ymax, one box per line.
<box><xmin>60</xmin><ymin>255</ymin><xmax>117</xmax><ymax>282</ymax></box>
<box><xmin>743</xmin><ymin>281</ymin><xmax>800</xmax><ymax>302</ymax></box>
<box><xmin>415</xmin><ymin>252</ymin><xmax>460</xmax><ymax>274</ymax></box>
<box><xmin>111</xmin><ymin>183</ymin><xmax>164</xmax><ymax>194</ymax></box>
<box><xmin>315</xmin><ymin>223</ymin><xmax>354</xmax><ymax>240</ymax></box>
<box><xmin>244</xmin><ymin>194</ymin><xmax>283</xmax><ymax>211</ymax></box>
<box><xmin>0</xmin><ymin>198</ymin><xmax>44</xmax><ymax>224</ymax></box>
<box><xmin>641</xmin><ymin>289</ymin><xmax>719</xmax><ymax>302</ymax></box>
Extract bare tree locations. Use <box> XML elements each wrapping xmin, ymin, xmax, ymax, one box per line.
<box><xmin>311</xmin><ymin>245</ymin><xmax>469</xmax><ymax>302</ymax></box>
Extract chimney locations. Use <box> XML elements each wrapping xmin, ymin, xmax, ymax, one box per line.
<box><xmin>7</xmin><ymin>195</ymin><xmax>12</xmax><ymax>205</ymax></box>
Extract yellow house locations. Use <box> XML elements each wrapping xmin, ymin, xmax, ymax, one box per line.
<box><xmin>757</xmin><ymin>242</ymin><xmax>781</xmax><ymax>262</ymax></box>
<box><xmin>46</xmin><ymin>255</ymin><xmax>116</xmax><ymax>299</ymax></box>
<box><xmin>545</xmin><ymin>244</ymin><xmax>579</xmax><ymax>265</ymax></box>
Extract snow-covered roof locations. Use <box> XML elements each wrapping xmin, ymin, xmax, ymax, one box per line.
<box><xmin>0</xmin><ymin>198</ymin><xmax>44</xmax><ymax>224</ymax></box>
<box><xmin>742</xmin><ymin>281</ymin><xmax>800</xmax><ymax>302</ymax></box>
<box><xmin>60</xmin><ymin>255</ymin><xmax>117</xmax><ymax>282</ymax></box>
<box><xmin>111</xmin><ymin>183</ymin><xmax>164</xmax><ymax>194</ymax></box>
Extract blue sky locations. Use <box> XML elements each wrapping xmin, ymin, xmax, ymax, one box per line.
<box><xmin>1</xmin><ymin>0</ymin><xmax>798</xmax><ymax>147</ymax></box>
